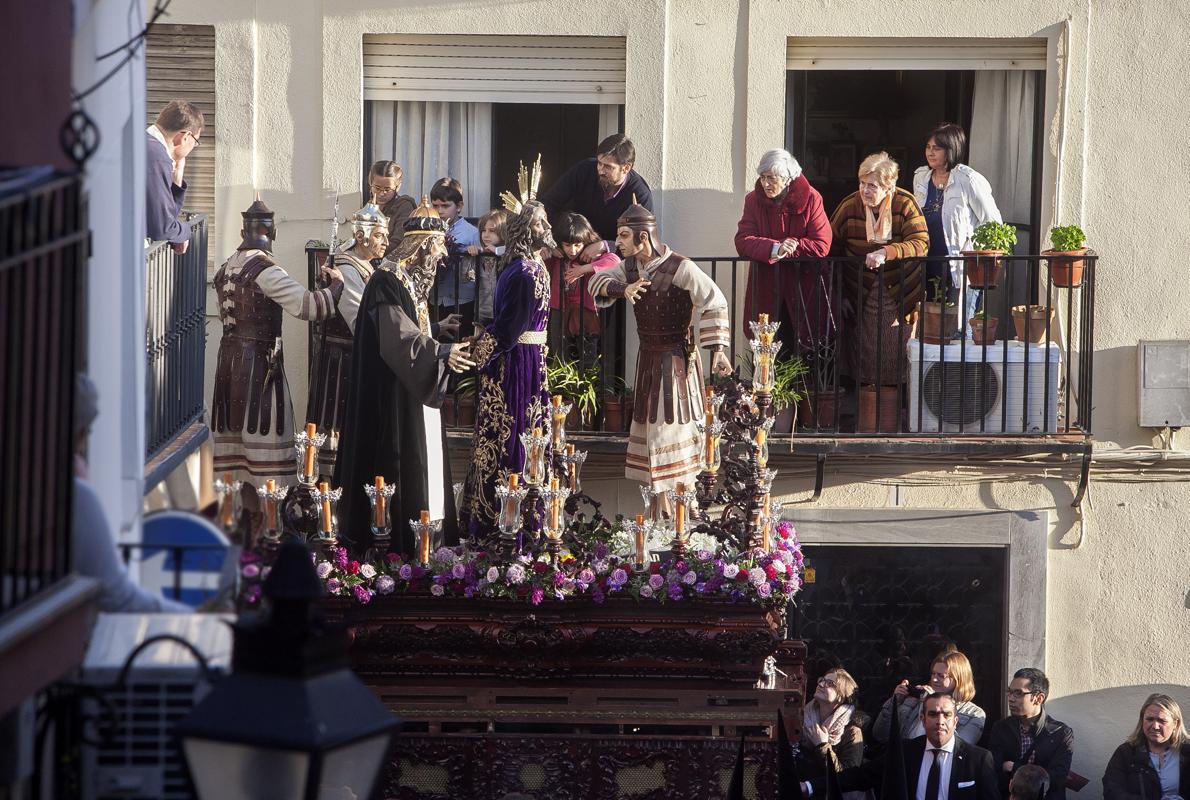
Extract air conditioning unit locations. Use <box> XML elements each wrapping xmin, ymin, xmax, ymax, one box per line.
<box><xmin>907</xmin><ymin>339</ymin><xmax>1061</xmax><ymax>433</ymax></box>
<box><xmin>79</xmin><ymin>613</ymin><xmax>233</xmax><ymax>800</ymax></box>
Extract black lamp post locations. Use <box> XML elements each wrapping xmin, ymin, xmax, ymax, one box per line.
<box><xmin>176</xmin><ymin>541</ymin><xmax>399</xmax><ymax>800</ymax></box>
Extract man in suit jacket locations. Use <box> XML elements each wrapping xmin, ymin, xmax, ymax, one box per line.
<box><xmin>806</xmin><ymin>693</ymin><xmax>999</xmax><ymax>800</ymax></box>
<box><xmin>987</xmin><ymin>668</ymin><xmax>1074</xmax><ymax>800</ymax></box>
<box><xmin>146</xmin><ymin>100</ymin><xmax>204</xmax><ymax>253</ymax></box>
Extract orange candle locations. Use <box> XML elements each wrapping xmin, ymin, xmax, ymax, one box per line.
<box><xmin>761</xmin><ymin>516</ymin><xmax>771</xmax><ymax>552</ymax></box>
<box><xmin>418</xmin><ymin>509</ymin><xmax>431</xmax><ymax>563</ymax></box>
<box><xmin>566</xmin><ymin>443</ymin><xmax>577</xmax><ymax>487</ymax></box>
<box><xmin>674</xmin><ymin>482</ymin><xmax>686</xmax><ymax>535</ymax></box>
<box><xmin>220</xmin><ymin>471</ymin><xmax>234</xmax><ymax>526</ymax></box>
<box><xmin>319</xmin><ymin>480</ymin><xmax>332</xmax><ymax>532</ymax></box>
<box><xmin>303</xmin><ymin>422</ymin><xmax>317</xmax><ymax>477</ymax></box>
<box><xmin>634</xmin><ymin>513</ymin><xmax>646</xmax><ymax>563</ymax></box>
<box><xmin>374</xmin><ymin>475</ymin><xmax>386</xmax><ymax>528</ymax></box>
<box><xmin>265</xmin><ymin>479</ymin><xmax>277</xmax><ymax>530</ymax></box>
<box><xmin>549</xmin><ymin>477</ymin><xmax>560</xmax><ymax>530</ymax></box>
<box><xmin>703</xmin><ymin>409</ymin><xmax>716</xmax><ymax>466</ymax></box>
<box><xmin>503</xmin><ymin>473</ymin><xmax>519</xmax><ymax>521</ymax></box>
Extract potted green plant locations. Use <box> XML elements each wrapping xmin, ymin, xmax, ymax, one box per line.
<box><xmin>770</xmin><ymin>357</ymin><xmax>808</xmax><ymax>434</ymax></box>
<box><xmin>961</xmin><ymin>221</ymin><xmax>1017</xmax><ymax>288</ymax></box>
<box><xmin>968</xmin><ymin>308</ymin><xmax>1000</xmax><ymax>346</ymax></box>
<box><xmin>601</xmin><ymin>375</ymin><xmax>632</xmax><ymax>433</ymax></box>
<box><xmin>797</xmin><ymin>340</ymin><xmax>838</xmax><ymax>431</ymax></box>
<box><xmin>1043</xmin><ymin>224</ymin><xmax>1088</xmax><ymax>287</ymax></box>
<box><xmin>547</xmin><ymin>354</ymin><xmax>600</xmax><ymax>430</ymax></box>
<box><xmin>919</xmin><ymin>276</ymin><xmax>959</xmax><ymax>345</ymax></box>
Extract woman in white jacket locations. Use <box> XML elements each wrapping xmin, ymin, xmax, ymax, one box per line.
<box><xmin>913</xmin><ymin>123</ymin><xmax>1002</xmax><ymax>333</ymax></box>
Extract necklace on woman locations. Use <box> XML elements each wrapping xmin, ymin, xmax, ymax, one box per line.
<box><xmin>932</xmin><ymin>170</ymin><xmax>949</xmax><ymax>191</ymax></box>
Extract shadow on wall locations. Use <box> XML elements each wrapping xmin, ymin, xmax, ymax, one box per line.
<box><xmin>1046</xmin><ymin>683</ymin><xmax>1190</xmax><ymax>800</ymax></box>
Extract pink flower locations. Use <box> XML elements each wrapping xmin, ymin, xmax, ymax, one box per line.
<box><xmin>325</xmin><ymin>578</ymin><xmax>341</xmax><ymax>593</ymax></box>
<box><xmin>756</xmin><ymin>582</ymin><xmax>772</xmax><ymax>598</ymax></box>
<box><xmin>531</xmin><ymin>587</ymin><xmax>544</xmax><ymax>605</ymax></box>
<box><xmin>430</xmin><ymin>584</ymin><xmax>445</xmax><ymax>596</ymax></box>
<box><xmin>376</xmin><ymin>575</ymin><xmax>396</xmax><ymax>594</ymax></box>
<box><xmin>315</xmin><ymin>562</ymin><xmax>332</xmax><ymax>579</ymax></box>
<box><xmin>352</xmin><ymin>584</ymin><xmax>372</xmax><ymax>605</ymax></box>
<box><xmin>639</xmin><ymin>584</ymin><xmax>654</xmax><ymax>599</ymax></box>
<box><xmin>241</xmin><ymin>563</ymin><xmax>260</xmax><ymax>579</ymax></box>
<box><xmin>648</xmin><ymin>574</ymin><xmax>664</xmax><ymax>590</ymax></box>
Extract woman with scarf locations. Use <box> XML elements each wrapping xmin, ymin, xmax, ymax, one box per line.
<box><xmin>829</xmin><ymin>152</ymin><xmax>929</xmax><ymax>392</ymax></box>
<box><xmin>802</xmin><ymin>667</ymin><xmax>868</xmax><ymax>794</ymax></box>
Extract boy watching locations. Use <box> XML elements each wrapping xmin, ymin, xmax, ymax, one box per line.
<box><xmin>430</xmin><ymin>177</ymin><xmax>480</xmax><ymax>338</ymax></box>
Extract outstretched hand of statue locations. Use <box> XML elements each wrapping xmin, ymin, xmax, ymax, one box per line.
<box><xmin>320</xmin><ymin>264</ymin><xmax>343</xmax><ymax>284</ymax></box>
<box><xmin>624</xmin><ymin>278</ymin><xmax>651</xmax><ymax>305</ymax></box>
<box><xmin>710</xmin><ymin>349</ymin><xmax>732</xmax><ymax>376</ymax></box>
<box><xmin>447</xmin><ymin>342</ymin><xmax>476</xmax><ymax>373</ymax></box>
<box><xmin>437</xmin><ymin>312</ymin><xmax>462</xmax><ymax>340</ymax></box>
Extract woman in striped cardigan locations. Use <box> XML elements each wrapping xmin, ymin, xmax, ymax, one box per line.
<box><xmin>829</xmin><ymin>152</ymin><xmax>929</xmax><ymax>388</ymax></box>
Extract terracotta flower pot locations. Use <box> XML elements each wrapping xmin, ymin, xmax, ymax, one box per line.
<box><xmin>960</xmin><ymin>250</ymin><xmax>1005</xmax><ymax>288</ymax></box>
<box><xmin>1043</xmin><ymin>248</ymin><xmax>1088</xmax><ymax>288</ymax></box>
<box><xmin>798</xmin><ymin>391</ymin><xmax>838</xmax><ymax>431</ymax></box>
<box><xmin>969</xmin><ymin>316</ymin><xmax>1000</xmax><ymax>345</ymax></box>
<box><xmin>857</xmin><ymin>385</ymin><xmax>900</xmax><ymax>433</ymax></box>
<box><xmin>457</xmin><ymin>396</ymin><xmax>477</xmax><ymax>427</ymax></box>
<box><xmin>919</xmin><ymin>301</ymin><xmax>960</xmax><ymax>345</ymax></box>
<box><xmin>1011</xmin><ymin>305</ymin><xmax>1055</xmax><ymax>344</ymax></box>
<box><xmin>602</xmin><ymin>395</ymin><xmax>626</xmax><ymax>433</ymax></box>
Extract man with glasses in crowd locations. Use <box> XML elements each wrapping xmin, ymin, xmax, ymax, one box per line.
<box><xmin>146</xmin><ymin>100</ymin><xmax>204</xmax><ymax>253</ymax></box>
<box><xmin>987</xmin><ymin>668</ymin><xmax>1075</xmax><ymax>800</ymax></box>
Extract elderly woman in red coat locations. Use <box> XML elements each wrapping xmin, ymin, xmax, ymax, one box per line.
<box><xmin>735</xmin><ymin>149</ymin><xmax>834</xmax><ymax>353</ymax></box>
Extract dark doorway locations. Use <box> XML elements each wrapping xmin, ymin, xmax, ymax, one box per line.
<box><xmin>790</xmin><ymin>544</ymin><xmax>1007</xmax><ymax>736</ymax></box>
<box><xmin>491</xmin><ymin>103</ymin><xmax>600</xmax><ymax>208</ymax></box>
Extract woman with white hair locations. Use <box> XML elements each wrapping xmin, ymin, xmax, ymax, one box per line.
<box><xmin>829</xmin><ymin>151</ymin><xmax>929</xmax><ymax>391</ymax></box>
<box><xmin>735</xmin><ymin>148</ymin><xmax>833</xmax><ymax>352</ymax></box>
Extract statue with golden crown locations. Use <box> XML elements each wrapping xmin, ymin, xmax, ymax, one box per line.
<box><xmin>459</xmin><ymin>158</ymin><xmax>557</xmax><ymax>543</ymax></box>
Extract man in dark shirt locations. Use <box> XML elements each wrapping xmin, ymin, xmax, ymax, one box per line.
<box><xmin>987</xmin><ymin>668</ymin><xmax>1074</xmax><ymax>800</ymax></box>
<box><xmin>540</xmin><ymin>133</ymin><xmax>653</xmax><ymax>240</ymax></box>
<box><xmin>146</xmin><ymin>100</ymin><xmax>204</xmax><ymax>252</ymax></box>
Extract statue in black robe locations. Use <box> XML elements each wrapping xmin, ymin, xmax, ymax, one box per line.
<box><xmin>333</xmin><ymin>199</ymin><xmax>473</xmax><ymax>556</ymax></box>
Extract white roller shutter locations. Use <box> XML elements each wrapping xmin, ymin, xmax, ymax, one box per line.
<box><xmin>787</xmin><ymin>37</ymin><xmax>1048</xmax><ymax>71</ymax></box>
<box><xmin>363</xmin><ymin>34</ymin><xmax>626</xmax><ymax>104</ymax></box>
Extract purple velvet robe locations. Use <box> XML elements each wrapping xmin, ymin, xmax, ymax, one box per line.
<box><xmin>460</xmin><ymin>256</ymin><xmax>551</xmax><ymax>540</ymax></box>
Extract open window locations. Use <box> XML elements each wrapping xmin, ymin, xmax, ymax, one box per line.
<box><xmin>362</xmin><ymin>34</ymin><xmax>625</xmax><ymax>212</ymax></box>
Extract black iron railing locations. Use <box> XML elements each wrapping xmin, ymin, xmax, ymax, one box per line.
<box><xmin>0</xmin><ymin>172</ymin><xmax>87</xmax><ymax>615</ymax></box>
<box><xmin>304</xmin><ymin>244</ymin><xmax>1095</xmax><ymax>440</ymax></box>
<box><xmin>145</xmin><ymin>213</ymin><xmax>208</xmax><ymax>462</ymax></box>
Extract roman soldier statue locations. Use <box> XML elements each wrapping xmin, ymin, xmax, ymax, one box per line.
<box><xmin>334</xmin><ymin>198</ymin><xmax>473</xmax><ymax>556</ymax></box>
<box><xmin>460</xmin><ymin>157</ymin><xmax>556</xmax><ymax>542</ymax></box>
<box><xmin>211</xmin><ymin>199</ymin><xmax>344</xmax><ymax>488</ymax></box>
<box><xmin>306</xmin><ymin>203</ymin><xmax>387</xmax><ymax>470</ymax></box>
<box><xmin>589</xmin><ymin>199</ymin><xmax>731</xmax><ymax>491</ymax></box>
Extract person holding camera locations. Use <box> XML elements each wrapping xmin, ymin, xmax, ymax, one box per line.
<box><xmin>874</xmin><ymin>649</ymin><xmax>987</xmax><ymax>745</ymax></box>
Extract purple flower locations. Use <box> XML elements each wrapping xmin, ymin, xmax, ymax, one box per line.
<box><xmin>696</xmin><ymin>549</ymin><xmax>713</xmax><ymax>561</ymax></box>
<box><xmin>591</xmin><ymin>587</ymin><xmax>605</xmax><ymax>604</ymax></box>
<box><xmin>675</xmin><ymin>560</ymin><xmax>688</xmax><ymax>573</ymax></box>
<box><xmin>531</xmin><ymin>587</ymin><xmax>544</xmax><ymax>605</ymax></box>
<box><xmin>325</xmin><ymin>578</ymin><xmax>341</xmax><ymax>593</ymax></box>
<box><xmin>434</xmin><ymin>546</ymin><xmax>455</xmax><ymax>562</ymax></box>
<box><xmin>375</xmin><ymin>575</ymin><xmax>395</xmax><ymax>595</ymax></box>
<box><xmin>666</xmin><ymin>570</ymin><xmax>681</xmax><ymax>585</ymax></box>
<box><xmin>487</xmin><ymin>566</ymin><xmax>500</xmax><ymax>582</ymax></box>
<box><xmin>430</xmin><ymin>584</ymin><xmax>445</xmax><ymax>596</ymax></box>
<box><xmin>241</xmin><ymin>563</ymin><xmax>260</xmax><ymax>579</ymax></box>
<box><xmin>315</xmin><ymin>562</ymin><xmax>333</xmax><ymax>579</ymax></box>
<box><xmin>334</xmin><ymin>547</ymin><xmax>349</xmax><ymax>570</ymax></box>
<box><xmin>695</xmin><ymin>581</ymin><xmax>707</xmax><ymax>594</ymax></box>
<box><xmin>782</xmin><ymin>581</ymin><xmax>796</xmax><ymax>594</ymax></box>
<box><xmin>639</xmin><ymin>584</ymin><xmax>654</xmax><ymax>598</ymax></box>
<box><xmin>464</xmin><ymin>585</ymin><xmax>476</xmax><ymax>598</ymax></box>
<box><xmin>506</xmin><ymin>563</ymin><xmax>526</xmax><ymax>584</ymax></box>
<box><xmin>244</xmin><ymin>584</ymin><xmax>262</xmax><ymax>603</ymax></box>
<box><xmin>748</xmin><ymin>567</ymin><xmax>767</xmax><ymax>585</ymax></box>
<box><xmin>353</xmin><ymin>584</ymin><xmax>373</xmax><ymax>605</ymax></box>
<box><xmin>609</xmin><ymin>568</ymin><xmax>629</xmax><ymax>588</ymax></box>
<box><xmin>723</xmin><ymin>563</ymin><xmax>740</xmax><ymax>579</ymax></box>
<box><xmin>451</xmin><ymin>563</ymin><xmax>467</xmax><ymax>579</ymax></box>
<box><xmin>667</xmin><ymin>583</ymin><xmax>684</xmax><ymax>601</ymax></box>
<box><xmin>553</xmin><ymin>571</ymin><xmax>566</xmax><ymax>587</ymax></box>
<box><xmin>593</xmin><ymin>541</ymin><xmax>609</xmax><ymax>560</ymax></box>
<box><xmin>682</xmin><ymin>571</ymin><xmax>698</xmax><ymax>585</ymax></box>
<box><xmin>578</xmin><ymin>569</ymin><xmax>595</xmax><ymax>585</ymax></box>
<box><xmin>647</xmin><ymin>574</ymin><xmax>664</xmax><ymax>590</ymax></box>
<box><xmin>756</xmin><ymin>582</ymin><xmax>772</xmax><ymax>598</ymax></box>
<box><xmin>398</xmin><ymin>564</ymin><xmax>413</xmax><ymax>580</ymax></box>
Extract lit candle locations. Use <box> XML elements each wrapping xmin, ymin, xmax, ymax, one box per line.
<box><xmin>674</xmin><ymin>482</ymin><xmax>686</xmax><ymax>535</ymax></box>
<box><xmin>418</xmin><ymin>509</ymin><xmax>431</xmax><ymax>563</ymax></box>
<box><xmin>756</xmin><ymin>427</ymin><xmax>768</xmax><ymax>466</ymax></box>
<box><xmin>761</xmin><ymin>515</ymin><xmax>772</xmax><ymax>552</ymax></box>
<box><xmin>330</xmin><ymin>429</ymin><xmax>339</xmax><ymax>451</ymax></box>
<box><xmin>319</xmin><ymin>480</ymin><xmax>332</xmax><ymax>532</ymax></box>
<box><xmin>566</xmin><ymin>443</ymin><xmax>577</xmax><ymax>488</ymax></box>
<box><xmin>703</xmin><ymin>403</ymin><xmax>716</xmax><ymax>467</ymax></box>
<box><xmin>549</xmin><ymin>477</ymin><xmax>560</xmax><ymax>530</ymax></box>
<box><xmin>634</xmin><ymin>513</ymin><xmax>646</xmax><ymax>564</ymax></box>
<box><xmin>303</xmin><ymin>422</ymin><xmax>317</xmax><ymax>477</ymax></box>
<box><xmin>758</xmin><ymin>313</ymin><xmax>769</xmax><ymax>326</ymax></box>
<box><xmin>220</xmin><ymin>471</ymin><xmax>234</xmax><ymax>526</ymax></box>
<box><xmin>374</xmin><ymin>475</ymin><xmax>386</xmax><ymax>528</ymax></box>
<box><xmin>528</xmin><ymin>426</ymin><xmax>544</xmax><ymax>483</ymax></box>
<box><xmin>265</xmin><ymin>479</ymin><xmax>277</xmax><ymax>530</ymax></box>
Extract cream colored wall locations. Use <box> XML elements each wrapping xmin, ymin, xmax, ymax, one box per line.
<box><xmin>163</xmin><ymin>0</ymin><xmax>1190</xmax><ymax>789</ymax></box>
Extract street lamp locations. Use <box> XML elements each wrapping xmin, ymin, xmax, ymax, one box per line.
<box><xmin>176</xmin><ymin>541</ymin><xmax>399</xmax><ymax>800</ymax></box>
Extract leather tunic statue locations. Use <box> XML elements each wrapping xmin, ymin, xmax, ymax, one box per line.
<box><xmin>624</xmin><ymin>252</ymin><xmax>695</xmax><ymax>426</ymax></box>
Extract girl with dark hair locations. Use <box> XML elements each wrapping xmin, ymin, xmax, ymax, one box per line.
<box><xmin>547</xmin><ymin>211</ymin><xmax>621</xmax><ymax>363</ymax></box>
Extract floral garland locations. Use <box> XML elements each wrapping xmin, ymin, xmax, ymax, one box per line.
<box><xmin>289</xmin><ymin>519</ymin><xmax>804</xmax><ymax>608</ymax></box>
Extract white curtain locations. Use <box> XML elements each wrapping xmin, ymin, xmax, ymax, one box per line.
<box><xmin>968</xmin><ymin>71</ymin><xmax>1037</xmax><ymax>250</ymax></box>
<box><xmin>369</xmin><ymin>100</ymin><xmax>493</xmax><ymax>213</ymax></box>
